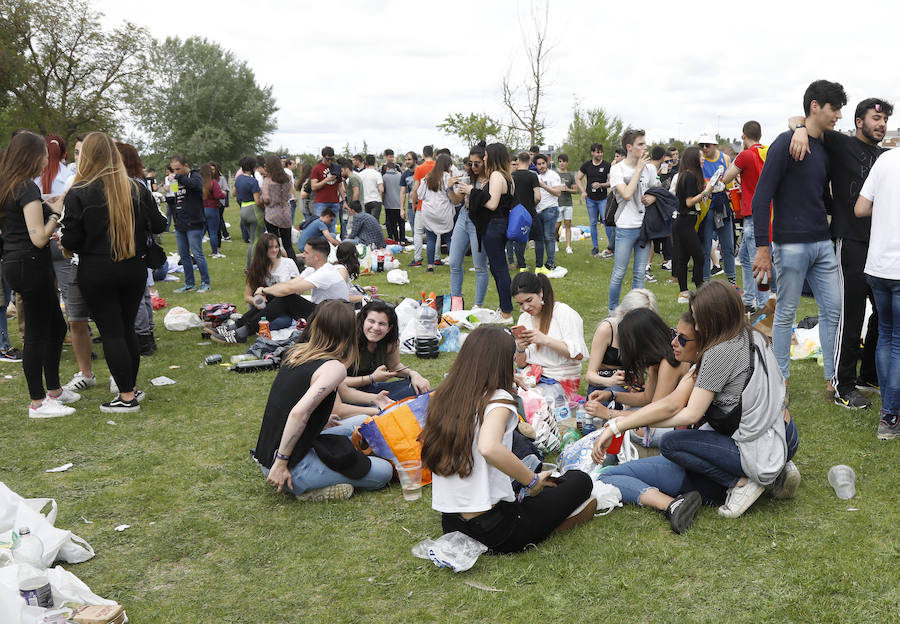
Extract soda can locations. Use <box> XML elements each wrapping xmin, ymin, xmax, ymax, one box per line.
<box><xmin>205</xmin><ymin>354</ymin><xmax>222</xmax><ymax>365</ymax></box>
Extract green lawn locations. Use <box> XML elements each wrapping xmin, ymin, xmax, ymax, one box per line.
<box><xmin>2</xmin><ymin>200</ymin><xmax>897</xmax><ymax>623</ymax></box>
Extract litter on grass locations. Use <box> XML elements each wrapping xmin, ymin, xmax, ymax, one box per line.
<box><xmin>412</xmin><ymin>531</ymin><xmax>488</xmax><ymax>572</ymax></box>
<box><xmin>463</xmin><ymin>581</ymin><xmax>504</xmax><ymax>592</ymax></box>
<box><xmin>114</xmin><ymin>524</ymin><xmax>130</xmax><ymax>532</ymax></box>
<box><xmin>106</xmin><ymin>421</ymin><xmax>115</xmax><ymax>425</ymax></box>
<box><xmin>81</xmin><ymin>516</ymin><xmax>93</xmax><ymax>524</ymax></box>
<box><xmin>45</xmin><ymin>463</ymin><xmax>73</xmax><ymax>473</ymax></box>
<box><xmin>150</xmin><ymin>376</ymin><xmax>176</xmax><ymax>386</ymax></box>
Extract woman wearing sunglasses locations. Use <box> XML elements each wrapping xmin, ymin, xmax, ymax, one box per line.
<box><xmin>592</xmin><ymin>281</ymin><xmax>800</xmax><ymax>527</ymax></box>
<box><xmin>448</xmin><ymin>142</ymin><xmax>489</xmax><ymax>311</ymax></box>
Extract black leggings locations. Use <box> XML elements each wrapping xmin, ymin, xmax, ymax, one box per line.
<box><xmin>265</xmin><ymin>221</ymin><xmax>297</xmax><ymax>261</ymax></box>
<box><xmin>2</xmin><ymin>252</ymin><xmax>66</xmax><ymax>400</ymax></box>
<box><xmin>441</xmin><ymin>470</ymin><xmax>592</xmax><ymax>553</ymax></box>
<box><xmin>673</xmin><ymin>215</ymin><xmax>704</xmax><ymax>292</ymax></box>
<box><xmin>236</xmin><ymin>294</ymin><xmax>315</xmax><ymax>331</ymax></box>
<box><xmin>218</xmin><ymin>205</ymin><xmax>230</xmax><ymax>239</ymax></box>
<box><xmin>385</xmin><ymin>208</ymin><xmax>405</xmax><ymax>242</ymax></box>
<box><xmin>78</xmin><ymin>256</ymin><xmax>146</xmax><ymax>394</ymax></box>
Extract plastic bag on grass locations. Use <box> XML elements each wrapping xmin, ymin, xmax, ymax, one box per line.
<box><xmin>387</xmin><ymin>269</ymin><xmax>409</xmax><ymax>284</ymax></box>
<box><xmin>163</xmin><ymin>306</ymin><xmax>203</xmax><ymax>331</ymax></box>
<box><xmin>412</xmin><ymin>531</ymin><xmax>488</xmax><ymax>572</ymax></box>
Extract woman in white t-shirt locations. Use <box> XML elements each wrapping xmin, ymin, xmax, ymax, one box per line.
<box><xmin>244</xmin><ymin>233</ymin><xmax>300</xmax><ymax>331</ymax></box>
<box><xmin>510</xmin><ymin>271</ymin><xmax>588</xmax><ymax>400</ymax></box>
<box><xmin>417</xmin><ymin>153</ymin><xmax>463</xmax><ymax>272</ymax></box>
<box><xmin>420</xmin><ymin>325</ymin><xmax>594</xmax><ymax>553</ymax></box>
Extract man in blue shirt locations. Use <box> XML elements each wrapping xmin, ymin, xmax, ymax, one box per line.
<box><xmin>751</xmin><ymin>79</ymin><xmax>847</xmax><ymax>398</ymax></box>
<box><xmin>296</xmin><ymin>208</ymin><xmax>339</xmax><ymax>269</ymax></box>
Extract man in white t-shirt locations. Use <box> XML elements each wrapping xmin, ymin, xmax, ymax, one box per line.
<box><xmin>357</xmin><ymin>155</ymin><xmax>385</xmax><ymax>223</ymax></box>
<box><xmin>534</xmin><ymin>154</ymin><xmax>562</xmax><ymax>271</ymax></box>
<box><xmin>607</xmin><ymin>128</ymin><xmax>655</xmax><ymax>312</ymax></box>
<box><xmin>854</xmin><ymin>146</ymin><xmax>900</xmax><ymax>440</ymax></box>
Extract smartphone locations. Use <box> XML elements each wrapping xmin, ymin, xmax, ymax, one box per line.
<box><xmin>511</xmin><ymin>325</ymin><xmax>527</xmax><ymax>338</ymax></box>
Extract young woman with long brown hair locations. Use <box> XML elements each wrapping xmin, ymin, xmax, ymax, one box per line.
<box><xmin>417</xmin><ymin>153</ymin><xmax>463</xmax><ymax>271</ymax></box>
<box><xmin>0</xmin><ymin>131</ymin><xmax>76</xmax><ymax>417</ymax></box>
<box><xmin>672</xmin><ymin>146</ymin><xmax>712</xmax><ymax>302</ymax></box>
<box><xmin>242</xmin><ymin>232</ymin><xmax>300</xmax><ymax>332</ymax></box>
<box><xmin>200</xmin><ymin>163</ymin><xmax>226</xmax><ymax>258</ymax></box>
<box><xmin>262</xmin><ymin>155</ymin><xmax>296</xmax><ymax>262</ymax></box>
<box><xmin>253</xmin><ymin>300</ymin><xmax>393</xmax><ymax>501</ymax></box>
<box><xmin>61</xmin><ymin>132</ymin><xmax>167</xmax><ymax>413</ymax></box>
<box><xmin>421</xmin><ymin>325</ymin><xmax>595</xmax><ymax>553</ymax></box>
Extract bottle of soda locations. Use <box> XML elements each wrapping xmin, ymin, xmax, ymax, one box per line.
<box><xmin>258</xmin><ymin>317</ymin><xmax>271</xmax><ymax>339</ymax></box>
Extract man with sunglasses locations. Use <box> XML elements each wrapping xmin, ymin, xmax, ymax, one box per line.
<box><xmin>310</xmin><ymin>146</ymin><xmax>343</xmax><ymax>235</ymax></box>
<box><xmin>788</xmin><ymin>98</ymin><xmax>893</xmax><ymax>410</ymax></box>
<box><xmin>697</xmin><ymin>132</ymin><xmax>737</xmax><ymax>287</ymax></box>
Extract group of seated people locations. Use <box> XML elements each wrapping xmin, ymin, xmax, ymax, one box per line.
<box><xmin>250</xmin><ymin>274</ymin><xmax>801</xmax><ymax>552</ymax></box>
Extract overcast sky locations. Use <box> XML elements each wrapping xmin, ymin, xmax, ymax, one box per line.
<box><xmin>98</xmin><ymin>0</ymin><xmax>900</xmax><ymax>158</ymax></box>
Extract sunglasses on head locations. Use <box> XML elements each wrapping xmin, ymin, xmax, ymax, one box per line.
<box><xmin>671</xmin><ymin>328</ymin><xmax>696</xmax><ymax>347</ymax></box>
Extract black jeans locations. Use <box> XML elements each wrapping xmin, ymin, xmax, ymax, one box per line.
<box><xmin>385</xmin><ymin>208</ymin><xmax>405</xmax><ymax>242</ymax></box>
<box><xmin>673</xmin><ymin>215</ymin><xmax>704</xmax><ymax>292</ymax></box>
<box><xmin>265</xmin><ymin>221</ymin><xmax>297</xmax><ymax>261</ymax></box>
<box><xmin>218</xmin><ymin>204</ymin><xmax>230</xmax><ymax>239</ymax></box>
<box><xmin>2</xmin><ymin>251</ymin><xmax>67</xmax><ymax>400</ymax></box>
<box><xmin>78</xmin><ymin>255</ymin><xmax>146</xmax><ymax>394</ymax></box>
<box><xmin>364</xmin><ymin>201</ymin><xmax>382</xmax><ymax>222</ymax></box>
<box><xmin>441</xmin><ymin>470</ymin><xmax>592</xmax><ymax>553</ymax></box>
<box><xmin>236</xmin><ymin>294</ymin><xmax>315</xmax><ymax>331</ymax></box>
<box><xmin>834</xmin><ymin>238</ymin><xmax>879</xmax><ymax>394</ymax></box>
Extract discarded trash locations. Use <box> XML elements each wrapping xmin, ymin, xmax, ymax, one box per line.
<box><xmin>150</xmin><ymin>376</ymin><xmax>176</xmax><ymax>386</ymax></box>
<box><xmin>106</xmin><ymin>421</ymin><xmax>115</xmax><ymax>425</ymax></box>
<box><xmin>387</xmin><ymin>269</ymin><xmax>410</xmax><ymax>284</ymax></box>
<box><xmin>204</xmin><ymin>354</ymin><xmax>222</xmax><ymax>365</ymax></box>
<box><xmin>828</xmin><ymin>465</ymin><xmax>856</xmax><ymax>499</ymax></box>
<box><xmin>45</xmin><ymin>463</ymin><xmax>73</xmax><ymax>473</ymax></box>
<box><xmin>164</xmin><ymin>306</ymin><xmax>203</xmax><ymax>331</ymax></box>
<box><xmin>114</xmin><ymin>525</ymin><xmax>130</xmax><ymax>532</ymax></box>
<box><xmin>463</xmin><ymin>580</ymin><xmax>504</xmax><ymax>592</ymax></box>
<box><xmin>169</xmin><ymin>365</ymin><xmax>181</xmax><ymax>369</ymax></box>
<box><xmin>81</xmin><ymin>517</ymin><xmax>93</xmax><ymax>524</ymax></box>
<box><xmin>412</xmin><ymin>531</ymin><xmax>488</xmax><ymax>572</ymax></box>
<box><xmin>3</xmin><ymin>375</ymin><xmax>12</xmax><ymax>379</ymax></box>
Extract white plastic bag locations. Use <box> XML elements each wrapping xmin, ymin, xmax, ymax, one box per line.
<box><xmin>398</xmin><ymin>317</ymin><xmax>417</xmax><ymax>355</ymax></box>
<box><xmin>412</xmin><ymin>531</ymin><xmax>488</xmax><ymax>572</ymax></box>
<box><xmin>0</xmin><ymin>564</ymin><xmax>119</xmax><ymax>624</ymax></box>
<box><xmin>0</xmin><ymin>484</ymin><xmax>94</xmax><ymax>566</ymax></box>
<box><xmin>163</xmin><ymin>306</ymin><xmax>203</xmax><ymax>331</ymax></box>
<box><xmin>394</xmin><ymin>297</ymin><xmax>419</xmax><ymax>331</ymax></box>
<box><xmin>591</xmin><ymin>480</ymin><xmax>623</xmax><ymax>516</ymax></box>
<box><xmin>387</xmin><ymin>269</ymin><xmax>409</xmax><ymax>284</ymax></box>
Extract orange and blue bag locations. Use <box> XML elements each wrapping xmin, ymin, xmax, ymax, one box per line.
<box><xmin>351</xmin><ymin>392</ymin><xmax>433</xmax><ymax>485</ymax></box>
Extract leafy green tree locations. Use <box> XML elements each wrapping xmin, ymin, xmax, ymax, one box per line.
<box><xmin>0</xmin><ymin>0</ymin><xmax>149</xmax><ymax>141</ymax></box>
<box><xmin>437</xmin><ymin>113</ymin><xmax>504</xmax><ymax>148</ymax></box>
<box><xmin>560</xmin><ymin>105</ymin><xmax>625</xmax><ymax>168</ymax></box>
<box><xmin>131</xmin><ymin>36</ymin><xmax>277</xmax><ymax>168</ymax></box>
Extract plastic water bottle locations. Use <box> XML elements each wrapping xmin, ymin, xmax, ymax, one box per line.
<box><xmin>415</xmin><ymin>303</ymin><xmax>439</xmax><ymax>359</ymax></box>
<box><xmin>554</xmin><ymin>396</ymin><xmax>570</xmax><ymax>422</ymax></box>
<box><xmin>582</xmin><ymin>417</ymin><xmax>597</xmax><ymax>436</ymax></box>
<box><xmin>575</xmin><ymin>407</ymin><xmax>587</xmax><ymax>433</ymax></box>
<box><xmin>258</xmin><ymin>317</ymin><xmax>271</xmax><ymax>339</ymax></box>
<box><xmin>13</xmin><ymin>527</ymin><xmax>52</xmax><ymax>608</ymax></box>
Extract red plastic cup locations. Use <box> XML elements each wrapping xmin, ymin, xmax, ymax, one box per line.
<box><xmin>728</xmin><ymin>187</ymin><xmax>742</xmax><ymax>214</ymax></box>
<box><xmin>606</xmin><ymin>433</ymin><xmax>624</xmax><ymax>455</ymax></box>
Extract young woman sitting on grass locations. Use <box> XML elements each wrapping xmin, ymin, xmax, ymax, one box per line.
<box><xmin>585</xmin><ymin>288</ymin><xmax>657</xmax><ymax>395</ymax></box>
<box><xmin>511</xmin><ymin>271</ymin><xmax>589</xmax><ymax>401</ymax></box>
<box><xmin>421</xmin><ymin>325</ymin><xmax>596</xmax><ymax>553</ymax></box>
<box><xmin>240</xmin><ymin>233</ymin><xmax>300</xmax><ymax>332</ymax></box>
<box><xmin>340</xmin><ymin>300</ymin><xmax>431</xmax><ymax>404</ymax></box>
<box><xmin>591</xmin><ymin>281</ymin><xmax>801</xmax><ymax>524</ymax></box>
<box><xmin>253</xmin><ymin>300</ymin><xmax>393</xmax><ymax>501</ymax></box>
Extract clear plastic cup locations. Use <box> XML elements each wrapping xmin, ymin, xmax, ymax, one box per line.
<box><xmin>396</xmin><ymin>460</ymin><xmax>422</xmax><ymax>501</ymax></box>
<box><xmin>827</xmin><ymin>464</ymin><xmax>856</xmax><ymax>499</ymax></box>
<box><xmin>540</xmin><ymin>462</ymin><xmax>559</xmax><ymax>476</ymax></box>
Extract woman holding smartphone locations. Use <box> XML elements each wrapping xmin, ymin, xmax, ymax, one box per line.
<box><xmin>421</xmin><ymin>325</ymin><xmax>595</xmax><ymax>553</ymax></box>
<box><xmin>672</xmin><ymin>146</ymin><xmax>712</xmax><ymax>303</ymax></box>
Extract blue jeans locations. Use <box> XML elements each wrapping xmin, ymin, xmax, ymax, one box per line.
<box><xmin>175</xmin><ymin>228</ymin><xmax>210</xmax><ymax>288</ymax></box>
<box><xmin>739</xmin><ymin>217</ymin><xmax>776</xmax><ymax>308</ymax></box>
<box><xmin>772</xmin><ymin>240</ymin><xmax>841</xmax><ymax>380</ymax></box>
<box><xmin>602</xmin><ymin>455</ymin><xmax>688</xmax><ymax>505</ymax></box>
<box><xmin>357</xmin><ymin>378</ymin><xmax>417</xmax><ymax>402</ymax></box>
<box><xmin>585</xmin><ymin>198</ymin><xmax>602</xmax><ymax>252</ymax></box>
<box><xmin>608</xmin><ymin>226</ymin><xmax>652</xmax><ymax>312</ymax></box>
<box><xmin>534</xmin><ymin>206</ymin><xmax>559</xmax><ymax>268</ymax></box>
<box><xmin>425</xmin><ymin>229</ymin><xmax>438</xmax><ymax>266</ymax></box>
<box><xmin>700</xmin><ymin>210</ymin><xmax>736</xmax><ymax>281</ymax></box>
<box><xmin>259</xmin><ymin>415</ymin><xmax>393</xmax><ymax>496</ymax></box>
<box><xmin>314</xmin><ymin>202</ymin><xmax>340</xmax><ymax>235</ymax></box>
<box><xmin>449</xmin><ymin>208</ymin><xmax>488</xmax><ymax>306</ymax></box>
<box><xmin>660</xmin><ymin>418</ymin><xmax>799</xmax><ymax>488</ymax></box>
<box><xmin>482</xmin><ymin>218</ymin><xmax>512</xmax><ymax>313</ymax></box>
<box><xmin>867</xmin><ymin>275</ymin><xmax>900</xmax><ymax>415</ymax></box>
<box><xmin>204</xmin><ymin>207</ymin><xmax>220</xmax><ymax>254</ymax></box>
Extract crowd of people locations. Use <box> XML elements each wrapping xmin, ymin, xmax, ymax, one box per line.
<box><xmin>2</xmin><ymin>78</ymin><xmax>898</xmax><ymax>553</ymax></box>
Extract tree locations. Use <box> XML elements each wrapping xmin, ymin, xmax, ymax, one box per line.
<box><xmin>437</xmin><ymin>113</ymin><xmax>503</xmax><ymax>148</ymax></box>
<box><xmin>501</xmin><ymin>0</ymin><xmax>555</xmax><ymax>148</ymax></box>
<box><xmin>0</xmin><ymin>0</ymin><xmax>149</xmax><ymax>141</ymax></box>
<box><xmin>560</xmin><ymin>105</ymin><xmax>625</xmax><ymax>168</ymax></box>
<box><xmin>131</xmin><ymin>36</ymin><xmax>277</xmax><ymax>168</ymax></box>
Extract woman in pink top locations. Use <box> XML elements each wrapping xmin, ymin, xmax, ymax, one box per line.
<box><xmin>201</xmin><ymin>163</ymin><xmax>226</xmax><ymax>257</ymax></box>
<box><xmin>262</xmin><ymin>155</ymin><xmax>297</xmax><ymax>262</ymax></box>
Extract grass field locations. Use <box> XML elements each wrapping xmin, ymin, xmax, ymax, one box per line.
<box><xmin>2</xmin><ymin>199</ymin><xmax>897</xmax><ymax>623</ymax></box>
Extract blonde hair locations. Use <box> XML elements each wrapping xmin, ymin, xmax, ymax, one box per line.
<box><xmin>612</xmin><ymin>288</ymin><xmax>658</xmax><ymax>321</ymax></box>
<box><xmin>282</xmin><ymin>300</ymin><xmax>358</xmax><ymax>369</ymax></box>
<box><xmin>73</xmin><ymin>132</ymin><xmax>136</xmax><ymax>261</ymax></box>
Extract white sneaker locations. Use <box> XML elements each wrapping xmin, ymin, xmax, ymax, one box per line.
<box><xmin>29</xmin><ymin>398</ymin><xmax>75</xmax><ymax>418</ymax></box>
<box><xmin>64</xmin><ymin>371</ymin><xmax>97</xmax><ymax>391</ymax></box>
<box><xmin>718</xmin><ymin>480</ymin><xmax>764</xmax><ymax>518</ymax></box>
<box><xmin>566</xmin><ymin>246</ymin><xmax>573</xmax><ymax>254</ymax></box>
<box><xmin>110</xmin><ymin>376</ymin><xmax>119</xmax><ymax>394</ymax></box>
<box><xmin>678</xmin><ymin>295</ymin><xmax>690</xmax><ymax>304</ymax></box>
<box><xmin>49</xmin><ymin>387</ymin><xmax>81</xmax><ymax>404</ymax></box>
<box><xmin>483</xmin><ymin>310</ymin><xmax>515</xmax><ymax>325</ymax></box>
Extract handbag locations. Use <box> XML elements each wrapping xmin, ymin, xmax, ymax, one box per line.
<box><xmin>603</xmin><ymin>194</ymin><xmax>617</xmax><ymax>227</ymax></box>
<box><xmin>145</xmin><ymin>236</ymin><xmax>166</xmax><ymax>269</ymax></box>
<box><xmin>506</xmin><ymin>203</ymin><xmax>532</xmax><ymax>243</ymax></box>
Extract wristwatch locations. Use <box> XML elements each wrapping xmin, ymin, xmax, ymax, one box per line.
<box><xmin>794</xmin><ymin>123</ymin><xmax>806</xmax><ymax>130</ymax></box>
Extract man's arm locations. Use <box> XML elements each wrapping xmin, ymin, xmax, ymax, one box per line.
<box><xmin>540</xmin><ymin>175</ymin><xmax>562</xmax><ymax>197</ymax></box>
<box><xmin>575</xmin><ymin>170</ymin><xmax>587</xmax><ymax>197</ymax></box>
<box><xmin>258</xmin><ymin>276</ymin><xmax>314</xmax><ymax>298</ymax></box>
<box><xmin>722</xmin><ymin>161</ymin><xmax>743</xmax><ymax>185</ymax></box>
<box><xmin>613</xmin><ymin>157</ymin><xmax>648</xmax><ymax>202</ymax></box>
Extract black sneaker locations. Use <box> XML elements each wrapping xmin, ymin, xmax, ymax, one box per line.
<box><xmin>100</xmin><ymin>396</ymin><xmax>140</xmax><ymax>413</ymax></box>
<box><xmin>0</xmin><ymin>347</ymin><xmax>23</xmax><ymax>363</ymax></box>
<box><xmin>407</xmin><ymin>259</ymin><xmax>422</xmax><ymax>267</ymax></box>
<box><xmin>710</xmin><ymin>265</ymin><xmax>724</xmax><ymax>276</ymax></box>
<box><xmin>211</xmin><ymin>326</ymin><xmax>246</xmax><ymax>344</ymax></box>
<box><xmin>834</xmin><ymin>388</ymin><xmax>872</xmax><ymax>410</ymax></box>
<box><xmin>665</xmin><ymin>491</ymin><xmax>701</xmax><ymax>534</ymax></box>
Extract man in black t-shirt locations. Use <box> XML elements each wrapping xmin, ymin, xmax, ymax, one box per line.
<box><xmin>789</xmin><ymin>98</ymin><xmax>892</xmax><ymax>410</ymax></box>
<box><xmin>576</xmin><ymin>142</ymin><xmax>611</xmax><ymax>257</ymax></box>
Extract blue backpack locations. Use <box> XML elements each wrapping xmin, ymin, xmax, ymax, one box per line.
<box><xmin>506</xmin><ymin>203</ymin><xmax>532</xmax><ymax>243</ymax></box>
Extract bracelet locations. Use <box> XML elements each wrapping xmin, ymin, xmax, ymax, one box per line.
<box><xmin>273</xmin><ymin>450</ymin><xmax>290</xmax><ymax>462</ymax></box>
<box><xmin>609</xmin><ymin>418</ymin><xmax>621</xmax><ymax>436</ymax></box>
<box><xmin>609</xmin><ymin>390</ymin><xmax>616</xmax><ymax>403</ymax></box>
<box><xmin>525</xmin><ymin>474</ymin><xmax>539</xmax><ymax>490</ymax></box>
<box><xmin>369</xmin><ymin>374</ymin><xmax>374</xmax><ymax>385</ymax></box>
<box><xmin>516</xmin><ymin>347</ymin><xmax>526</xmax><ymax>353</ymax></box>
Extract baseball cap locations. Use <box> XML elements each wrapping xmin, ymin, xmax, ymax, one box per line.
<box><xmin>697</xmin><ymin>132</ymin><xmax>717</xmax><ymax>145</ymax></box>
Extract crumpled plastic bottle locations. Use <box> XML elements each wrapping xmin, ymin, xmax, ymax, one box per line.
<box><xmin>412</xmin><ymin>532</ymin><xmax>488</xmax><ymax>572</ymax></box>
